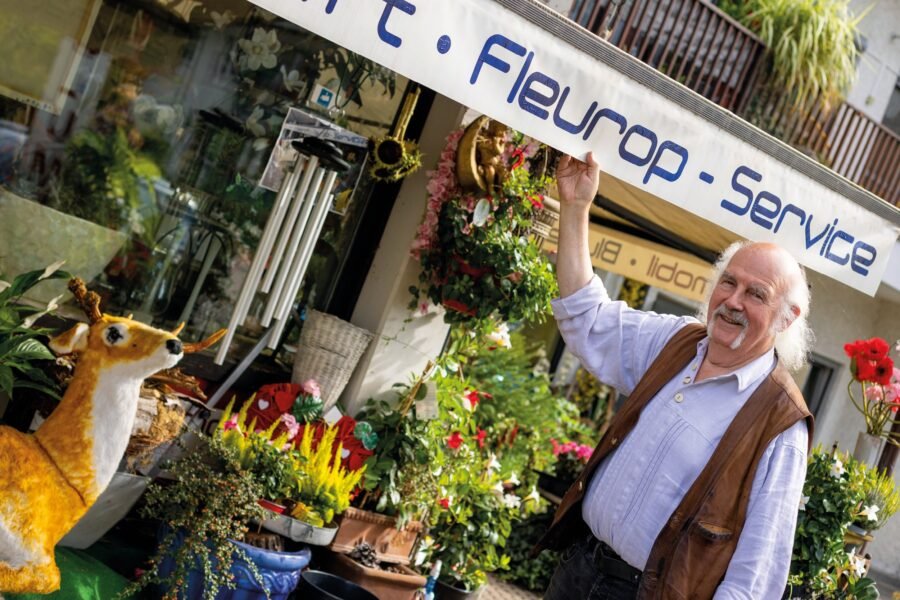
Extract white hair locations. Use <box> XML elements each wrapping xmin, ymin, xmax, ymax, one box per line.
<box><xmin>697</xmin><ymin>241</ymin><xmax>814</xmax><ymax>371</ymax></box>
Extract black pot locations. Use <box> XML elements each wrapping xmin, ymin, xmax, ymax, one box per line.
<box><xmin>435</xmin><ymin>579</ymin><xmax>483</xmax><ymax>600</ymax></box>
<box><xmin>536</xmin><ymin>470</ymin><xmax>574</xmax><ymax>499</ymax></box>
<box><xmin>297</xmin><ymin>570</ymin><xmax>379</xmax><ymax>600</ymax></box>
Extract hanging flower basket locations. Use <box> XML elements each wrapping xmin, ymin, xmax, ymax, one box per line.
<box><xmin>409</xmin><ymin>120</ymin><xmax>557</xmax><ymax>327</ymax></box>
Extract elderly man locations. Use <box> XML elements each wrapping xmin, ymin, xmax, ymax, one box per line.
<box><xmin>538</xmin><ymin>153</ymin><xmax>814</xmax><ymax>599</ymax></box>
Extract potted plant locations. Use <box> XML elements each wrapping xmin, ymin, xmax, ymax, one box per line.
<box><xmin>125</xmin><ymin>430</ymin><xmax>311</xmax><ymax>600</ymax></box>
<box><xmin>843</xmin><ymin>337</ymin><xmax>899</xmax><ymax>464</ymax></box>
<box><xmin>847</xmin><ymin>466</ymin><xmax>900</xmax><ymax>542</ymax></box>
<box><xmin>787</xmin><ymin>445</ymin><xmax>877</xmax><ymax>599</ymax></box>
<box><xmin>409</xmin><ymin>126</ymin><xmax>557</xmax><ymax>329</ymax></box>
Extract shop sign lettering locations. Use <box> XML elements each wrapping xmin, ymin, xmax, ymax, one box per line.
<box><xmin>249</xmin><ymin>0</ymin><xmax>898</xmax><ymax>295</ymax></box>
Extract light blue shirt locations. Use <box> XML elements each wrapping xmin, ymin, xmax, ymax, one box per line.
<box><xmin>552</xmin><ymin>276</ymin><xmax>808</xmax><ymax>600</ymax></box>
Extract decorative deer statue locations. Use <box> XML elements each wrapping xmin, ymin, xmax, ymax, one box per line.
<box><xmin>0</xmin><ymin>279</ymin><xmax>225</xmax><ymax>593</ymax></box>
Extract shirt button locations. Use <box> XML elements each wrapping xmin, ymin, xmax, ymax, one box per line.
<box><xmin>682</xmin><ymin>376</ymin><xmax>692</xmax><ymax>384</ymax></box>
<box><xmin>577</xmin><ymin>480</ymin><xmax>584</xmax><ymax>492</ymax></box>
<box><xmin>611</xmin><ymin>437</ymin><xmax>619</xmax><ymax>446</ymax></box>
<box><xmin>674</xmin><ymin>393</ymin><xmax>684</xmax><ymax>403</ymax></box>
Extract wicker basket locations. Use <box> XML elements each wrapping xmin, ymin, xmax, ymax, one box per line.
<box><xmin>292</xmin><ymin>310</ymin><xmax>375</xmax><ymax>410</ymax></box>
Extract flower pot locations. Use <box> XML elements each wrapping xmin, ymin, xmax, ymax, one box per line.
<box><xmin>257</xmin><ymin>499</ymin><xmax>286</xmax><ymax>514</ymax></box>
<box><xmin>852</xmin><ymin>431</ymin><xmax>882</xmax><ymax>466</ymax></box>
<box><xmin>323</xmin><ymin>551</ymin><xmax>426</xmax><ymax>600</ymax></box>
<box><xmin>260</xmin><ymin>513</ymin><xmax>338</xmax><ymax>545</ymax></box>
<box><xmin>297</xmin><ymin>570</ymin><xmax>379</xmax><ymax>600</ymax></box>
<box><xmin>435</xmin><ymin>579</ymin><xmax>483</xmax><ymax>600</ymax></box>
<box><xmin>158</xmin><ymin>531</ymin><xmax>312</xmax><ymax>599</ymax></box>
<box><xmin>330</xmin><ymin>507</ymin><xmax>424</xmax><ymax>565</ymax></box>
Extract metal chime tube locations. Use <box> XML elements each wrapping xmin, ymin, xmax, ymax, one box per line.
<box><xmin>259</xmin><ymin>155</ymin><xmax>321</xmax><ymax>293</ymax></box>
<box><xmin>267</xmin><ymin>184</ymin><xmax>337</xmax><ymax>348</ymax></box>
<box><xmin>260</xmin><ymin>165</ymin><xmax>327</xmax><ymax>326</ymax></box>
<box><xmin>214</xmin><ymin>154</ymin><xmax>307</xmax><ymax>364</ymax></box>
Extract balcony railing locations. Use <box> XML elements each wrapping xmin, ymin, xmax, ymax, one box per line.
<box><xmin>570</xmin><ymin>0</ymin><xmax>765</xmax><ymax>112</ymax></box>
<box><xmin>570</xmin><ymin>0</ymin><xmax>900</xmax><ymax>207</ymax></box>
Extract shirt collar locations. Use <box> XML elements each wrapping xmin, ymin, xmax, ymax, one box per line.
<box><xmin>695</xmin><ymin>337</ymin><xmax>777</xmax><ymax>392</ymax></box>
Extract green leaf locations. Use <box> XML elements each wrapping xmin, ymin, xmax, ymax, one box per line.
<box><xmin>9</xmin><ymin>339</ymin><xmax>55</xmax><ymax>362</ymax></box>
<box><xmin>12</xmin><ymin>380</ymin><xmax>61</xmax><ymax>400</ymax></box>
<box><xmin>0</xmin><ymin>365</ymin><xmax>12</xmax><ymax>396</ymax></box>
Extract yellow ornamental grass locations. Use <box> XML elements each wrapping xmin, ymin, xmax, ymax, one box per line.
<box><xmin>293</xmin><ymin>423</ymin><xmax>365</xmax><ymax>526</ymax></box>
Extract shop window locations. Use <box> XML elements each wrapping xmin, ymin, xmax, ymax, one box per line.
<box><xmin>0</xmin><ymin>0</ymin><xmax>410</xmax><ymax>361</ymax></box>
<box><xmin>801</xmin><ymin>354</ymin><xmax>839</xmax><ymax>419</ymax></box>
<box><xmin>883</xmin><ymin>77</ymin><xmax>900</xmax><ymax>137</ymax></box>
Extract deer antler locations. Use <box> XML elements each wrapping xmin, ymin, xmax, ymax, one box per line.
<box><xmin>68</xmin><ymin>278</ymin><xmax>103</xmax><ymax>324</ymax></box>
<box><xmin>183</xmin><ymin>328</ymin><xmax>227</xmax><ymax>354</ymax></box>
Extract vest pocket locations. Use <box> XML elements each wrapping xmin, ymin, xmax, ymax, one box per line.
<box><xmin>695</xmin><ymin>521</ymin><xmax>733</xmax><ymax>542</ymax></box>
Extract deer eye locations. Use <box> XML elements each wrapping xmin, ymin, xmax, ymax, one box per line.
<box><xmin>105</xmin><ymin>324</ymin><xmax>127</xmax><ymax>345</ymax></box>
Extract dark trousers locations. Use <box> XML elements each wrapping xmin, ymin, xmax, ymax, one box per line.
<box><xmin>544</xmin><ymin>534</ymin><xmax>641</xmax><ymax>600</ymax></box>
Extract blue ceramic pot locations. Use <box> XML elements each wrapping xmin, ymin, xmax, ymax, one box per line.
<box><xmin>157</xmin><ymin>530</ymin><xmax>311</xmax><ymax>599</ymax></box>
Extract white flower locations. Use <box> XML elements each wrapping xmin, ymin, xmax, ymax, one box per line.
<box><xmin>39</xmin><ymin>260</ymin><xmax>67</xmax><ymax>280</ymax></box>
<box><xmin>848</xmin><ymin>552</ymin><xmax>866</xmax><ymax>578</ymax></box>
<box><xmin>246</xmin><ymin>106</ymin><xmax>266</xmax><ymax>138</ymax></box>
<box><xmin>22</xmin><ymin>294</ymin><xmax>64</xmax><ymax>328</ymax></box>
<box><xmin>502</xmin><ymin>494</ymin><xmax>521</xmax><ymax>509</ymax></box>
<box><xmin>486</xmin><ymin>454</ymin><xmax>501</xmax><ymax>473</ymax></box>
<box><xmin>860</xmin><ymin>504</ymin><xmax>880</xmax><ymax>522</ymax></box>
<box><xmin>238</xmin><ymin>28</ymin><xmax>281</xmax><ymax>71</ymax></box>
<box><xmin>525</xmin><ymin>486</ymin><xmax>541</xmax><ymax>504</ymax></box>
<box><xmin>491</xmin><ymin>481</ymin><xmax>505</xmax><ymax>498</ymax></box>
<box><xmin>486</xmin><ymin>322</ymin><xmax>512</xmax><ymax>349</ymax></box>
<box><xmin>830</xmin><ymin>458</ymin><xmax>845</xmax><ymax>478</ymax></box>
<box><xmin>281</xmin><ymin>66</ymin><xmax>303</xmax><ymax>93</ymax></box>
<box><xmin>505</xmin><ymin>472</ymin><xmax>520</xmax><ymax>486</ymax></box>
<box><xmin>798</xmin><ymin>495</ymin><xmax>810</xmax><ymax>511</ymax></box>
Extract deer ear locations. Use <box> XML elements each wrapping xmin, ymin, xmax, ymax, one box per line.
<box><xmin>49</xmin><ymin>323</ymin><xmax>89</xmax><ymax>355</ymax></box>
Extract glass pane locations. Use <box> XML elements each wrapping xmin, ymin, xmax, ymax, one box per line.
<box><xmin>0</xmin><ymin>0</ymin><xmax>409</xmax><ymax>359</ymax></box>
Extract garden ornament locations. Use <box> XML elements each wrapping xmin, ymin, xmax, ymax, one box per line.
<box><xmin>368</xmin><ymin>86</ymin><xmax>422</xmax><ymax>182</ymax></box>
<box><xmin>456</xmin><ymin>115</ymin><xmax>509</xmax><ymax>196</ymax></box>
<box><xmin>0</xmin><ymin>278</ymin><xmax>225</xmax><ymax>594</ymax></box>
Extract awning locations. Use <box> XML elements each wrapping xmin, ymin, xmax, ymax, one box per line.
<box><xmin>248</xmin><ymin>0</ymin><xmax>900</xmax><ymax>295</ymax></box>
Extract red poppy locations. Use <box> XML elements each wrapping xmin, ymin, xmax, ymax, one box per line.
<box><xmin>475</xmin><ymin>429</ymin><xmax>488</xmax><ymax>449</ymax></box>
<box><xmin>439</xmin><ymin>497</ymin><xmax>451</xmax><ymax>509</ymax></box>
<box><xmin>447</xmin><ymin>431</ymin><xmax>464</xmax><ymax>449</ymax></box>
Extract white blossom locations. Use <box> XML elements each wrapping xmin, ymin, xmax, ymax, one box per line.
<box><xmin>798</xmin><ymin>495</ymin><xmax>810</xmax><ymax>511</ymax></box>
<box><xmin>238</xmin><ymin>28</ymin><xmax>281</xmax><ymax>71</ymax></box>
<box><xmin>860</xmin><ymin>504</ymin><xmax>880</xmax><ymax>522</ymax></box>
<box><xmin>830</xmin><ymin>458</ymin><xmax>845</xmax><ymax>478</ymax></box>
<box><xmin>502</xmin><ymin>494</ymin><xmax>521</xmax><ymax>509</ymax></box>
<box><xmin>486</xmin><ymin>322</ymin><xmax>512</xmax><ymax>349</ymax></box>
<box><xmin>486</xmin><ymin>454</ymin><xmax>501</xmax><ymax>473</ymax></box>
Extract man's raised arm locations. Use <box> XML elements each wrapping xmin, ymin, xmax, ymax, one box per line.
<box><xmin>555</xmin><ymin>153</ymin><xmax>600</xmax><ymax>297</ymax></box>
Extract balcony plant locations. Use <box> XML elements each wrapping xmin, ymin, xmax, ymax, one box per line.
<box><xmin>409</xmin><ymin>127</ymin><xmax>557</xmax><ymax>331</ymax></box>
<box><xmin>843</xmin><ymin>337</ymin><xmax>899</xmax><ymax>464</ymax></box>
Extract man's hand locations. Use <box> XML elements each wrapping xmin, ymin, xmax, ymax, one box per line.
<box><xmin>557</xmin><ymin>152</ymin><xmax>601</xmax><ymax>211</ymax></box>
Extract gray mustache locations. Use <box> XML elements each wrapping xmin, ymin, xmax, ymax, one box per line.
<box><xmin>714</xmin><ymin>305</ymin><xmax>748</xmax><ymax>327</ymax></box>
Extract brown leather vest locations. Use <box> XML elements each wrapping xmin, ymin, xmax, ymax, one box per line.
<box><xmin>535</xmin><ymin>324</ymin><xmax>813</xmax><ymax>599</ymax></box>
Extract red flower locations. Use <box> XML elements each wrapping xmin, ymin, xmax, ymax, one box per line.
<box><xmin>529</xmin><ymin>195</ymin><xmax>544</xmax><ymax>210</ymax></box>
<box><xmin>874</xmin><ymin>357</ymin><xmax>895</xmax><ymax>386</ymax></box>
<box><xmin>447</xmin><ymin>431</ymin><xmax>464</xmax><ymax>449</ymax></box>
<box><xmin>442</xmin><ymin>299</ymin><xmax>477</xmax><ymax>316</ymax></box>
<box><xmin>465</xmin><ymin>389</ymin><xmax>481</xmax><ymax>410</ymax></box>
<box><xmin>856</xmin><ymin>359</ymin><xmax>877</xmax><ymax>383</ymax></box>
<box><xmin>845</xmin><ymin>338</ymin><xmax>890</xmax><ymax>362</ymax></box>
<box><xmin>475</xmin><ymin>429</ymin><xmax>488</xmax><ymax>449</ymax></box>
<box><xmin>439</xmin><ymin>497</ymin><xmax>451</xmax><ymax>509</ymax></box>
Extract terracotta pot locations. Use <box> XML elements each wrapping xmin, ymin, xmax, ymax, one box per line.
<box><xmin>330</xmin><ymin>507</ymin><xmax>424</xmax><ymax>565</ymax></box>
<box><xmin>435</xmin><ymin>579</ymin><xmax>483</xmax><ymax>600</ymax></box>
<box><xmin>323</xmin><ymin>551</ymin><xmax>426</xmax><ymax>600</ymax></box>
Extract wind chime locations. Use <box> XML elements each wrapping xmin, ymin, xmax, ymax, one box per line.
<box><xmin>214</xmin><ymin>138</ymin><xmax>350</xmax><ymax>364</ymax></box>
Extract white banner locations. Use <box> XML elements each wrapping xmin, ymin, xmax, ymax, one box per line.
<box><xmin>249</xmin><ymin>0</ymin><xmax>899</xmax><ymax>295</ymax></box>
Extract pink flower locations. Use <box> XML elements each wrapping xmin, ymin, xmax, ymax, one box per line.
<box><xmin>576</xmin><ymin>444</ymin><xmax>593</xmax><ymax>461</ymax></box>
<box><xmin>439</xmin><ymin>497</ymin><xmax>451</xmax><ymax>509</ymax></box>
<box><xmin>300</xmin><ymin>379</ymin><xmax>321</xmax><ymax>398</ymax></box>
<box><xmin>886</xmin><ymin>382</ymin><xmax>900</xmax><ymax>403</ymax></box>
<box><xmin>222</xmin><ymin>415</ymin><xmax>240</xmax><ymax>432</ymax></box>
<box><xmin>866</xmin><ymin>385</ymin><xmax>885</xmax><ymax>402</ymax></box>
<box><xmin>280</xmin><ymin>413</ymin><xmax>300</xmax><ymax>439</ymax></box>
